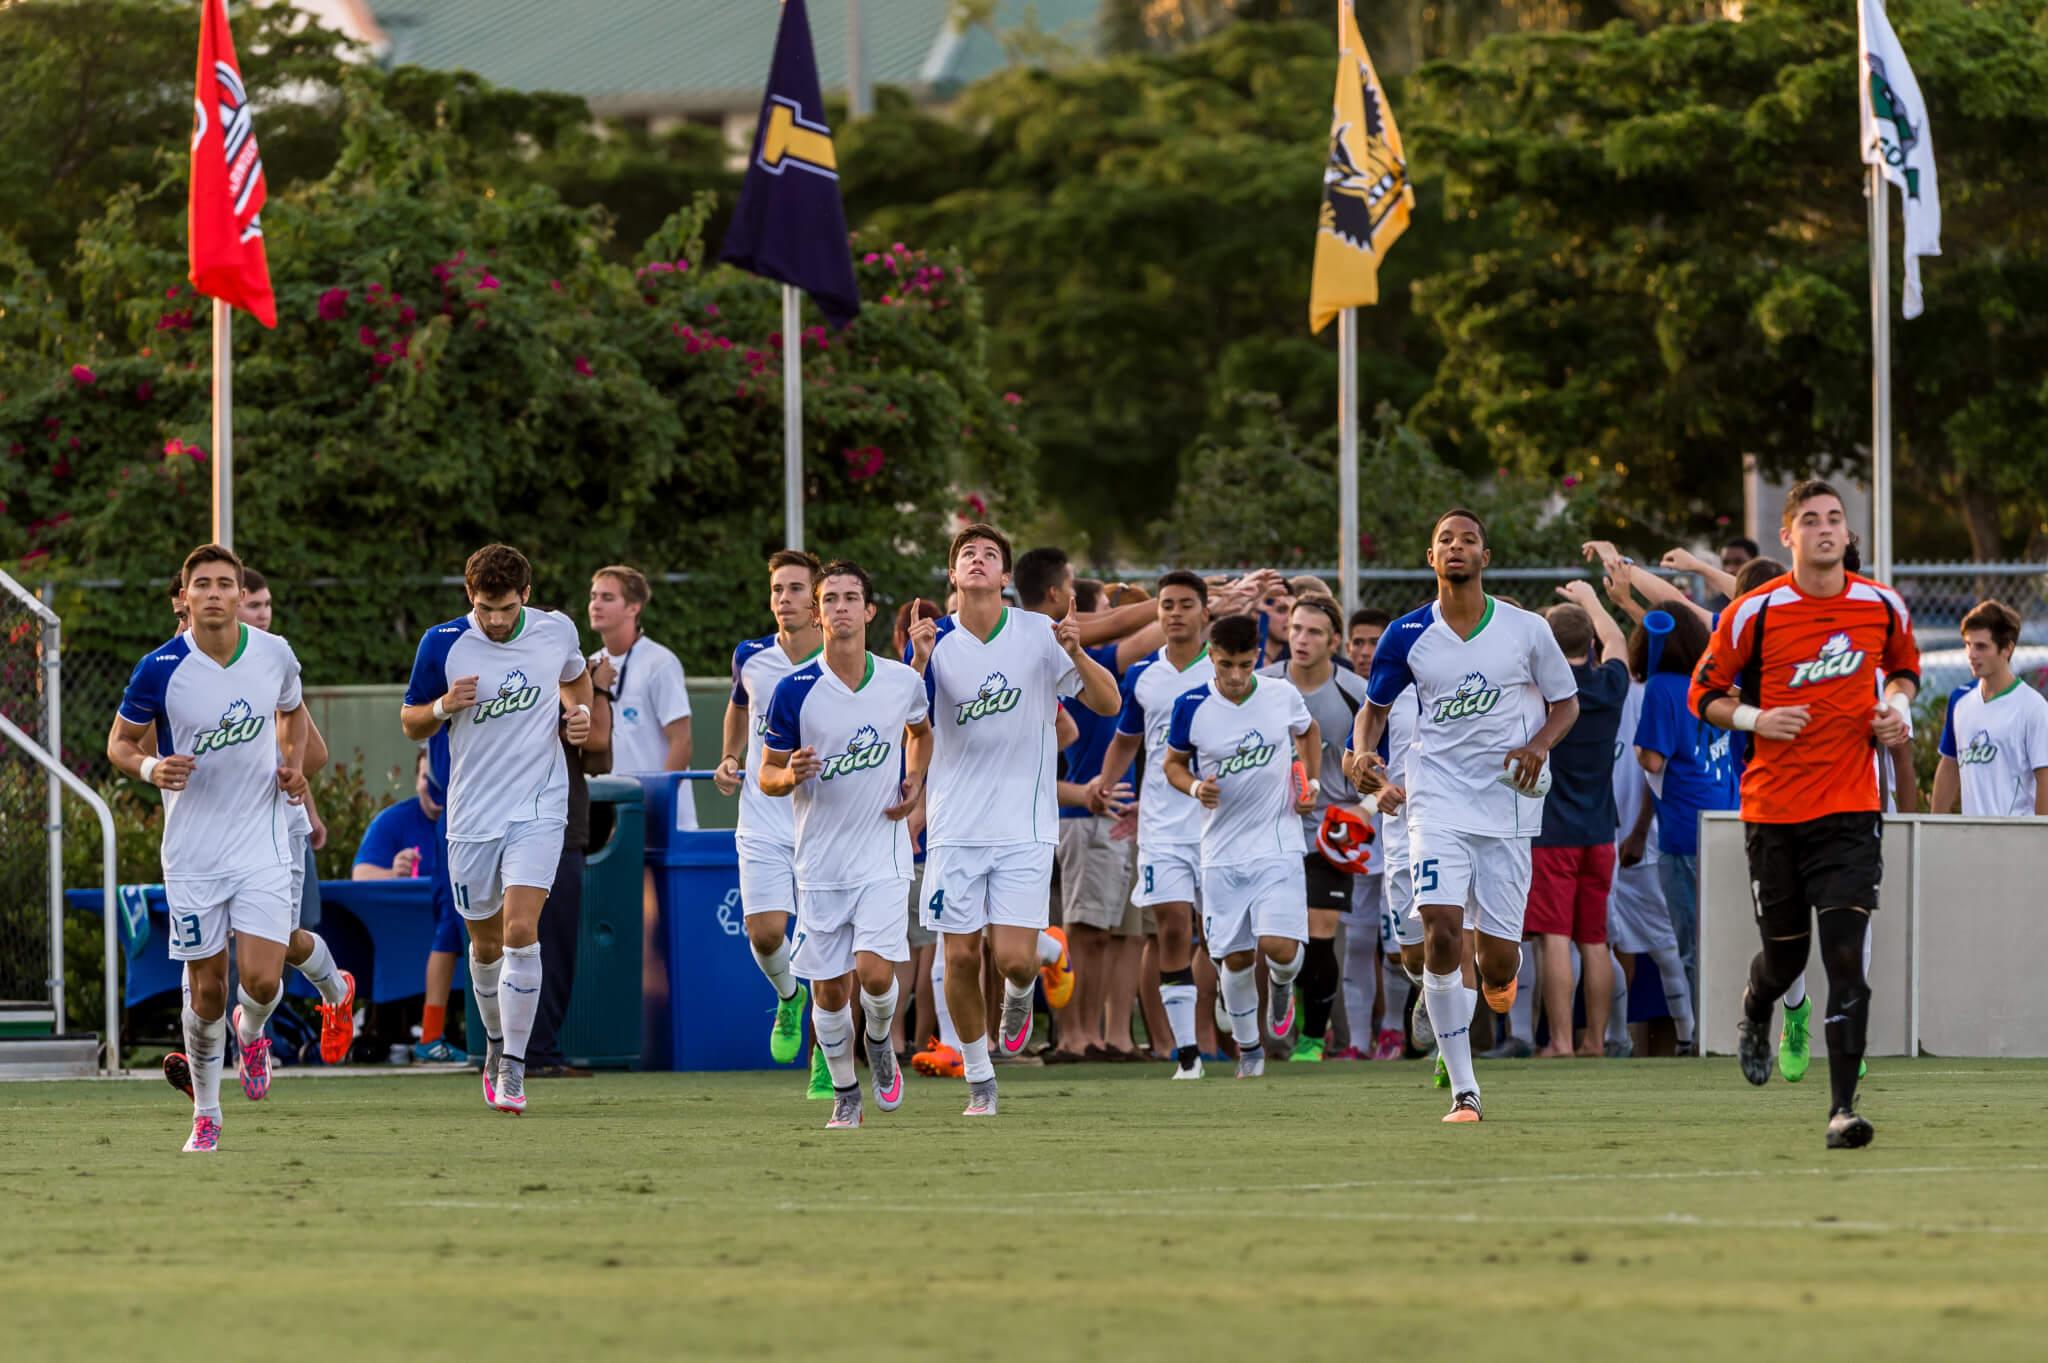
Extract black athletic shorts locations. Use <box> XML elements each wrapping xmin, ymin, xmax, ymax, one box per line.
<box><xmin>1743</xmin><ymin>811</ymin><xmax>1883</xmax><ymax>936</ymax></box>
<box><xmin>1303</xmin><ymin>853</ymin><xmax>1352</xmax><ymax>913</ymax></box>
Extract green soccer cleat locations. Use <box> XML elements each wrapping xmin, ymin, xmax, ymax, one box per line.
<box><xmin>771</xmin><ymin>982</ymin><xmax>810</xmax><ymax>1065</ymax></box>
<box><xmin>1779</xmin><ymin>998</ymin><xmax>1812</xmax><ymax>1084</ymax></box>
<box><xmin>1432</xmin><ymin>1053</ymin><xmax>1449</xmax><ymax>1089</ymax></box>
<box><xmin>1288</xmin><ymin>1035</ymin><xmax>1326</xmax><ymax>1063</ymax></box>
<box><xmin>806</xmin><ymin>1042</ymin><xmax>833</xmax><ymax>1101</ymax></box>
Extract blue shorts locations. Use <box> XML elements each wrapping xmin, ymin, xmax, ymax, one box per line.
<box><xmin>430</xmin><ymin>875</ymin><xmax>465</xmax><ymax>954</ymax></box>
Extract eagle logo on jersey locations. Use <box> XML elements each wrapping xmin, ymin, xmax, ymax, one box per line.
<box><xmin>473</xmin><ymin>669</ymin><xmax>544</xmax><ymax>724</ymax></box>
<box><xmin>821</xmin><ymin>723</ymin><xmax>891</xmax><ymax>780</ymax></box>
<box><xmin>1959</xmin><ymin>730</ymin><xmax>1998</xmax><ymax>766</ymax></box>
<box><xmin>1215</xmin><ymin>727</ymin><xmax>1278</xmax><ymax>776</ymax></box>
<box><xmin>956</xmin><ymin>670</ymin><xmax>1023</xmax><ymax>725</ymax></box>
<box><xmin>193</xmin><ymin>697</ymin><xmax>265</xmax><ymax>755</ymax></box>
<box><xmin>1789</xmin><ymin>632</ymin><xmax>1866</xmax><ymax>688</ymax></box>
<box><xmin>1433</xmin><ymin>671</ymin><xmax>1502</xmax><ymax>722</ymax></box>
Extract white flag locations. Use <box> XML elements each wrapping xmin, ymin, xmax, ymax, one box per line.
<box><xmin>1859</xmin><ymin>0</ymin><xmax>1941</xmax><ymax>318</ymax></box>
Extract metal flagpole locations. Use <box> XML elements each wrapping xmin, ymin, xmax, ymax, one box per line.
<box><xmin>1337</xmin><ymin>308</ymin><xmax>1361</xmax><ymax>622</ymax></box>
<box><xmin>211</xmin><ymin>298</ymin><xmax>233</xmax><ymax>549</ymax></box>
<box><xmin>846</xmin><ymin>0</ymin><xmax>871</xmax><ymax>118</ymax></box>
<box><xmin>1867</xmin><ymin>161</ymin><xmax>1893</xmax><ymax>581</ymax></box>
<box><xmin>783</xmin><ymin>284</ymin><xmax>804</xmax><ymax>550</ymax></box>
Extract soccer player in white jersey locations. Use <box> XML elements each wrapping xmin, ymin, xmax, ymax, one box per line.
<box><xmin>1933</xmin><ymin>599</ymin><xmax>2048</xmax><ymax>817</ymax></box>
<box><xmin>760</xmin><ymin>560</ymin><xmax>932</xmax><ymax>1129</ymax></box>
<box><xmin>1163</xmin><ymin>613</ymin><xmax>1319</xmax><ymax>1079</ymax></box>
<box><xmin>1346</xmin><ymin>509</ymin><xmax>1579</xmax><ymax>1123</ymax></box>
<box><xmin>401</xmin><ymin>544</ymin><xmax>592</xmax><ymax>1116</ymax></box>
<box><xmin>1364</xmin><ymin>679</ymin><xmax>1435</xmax><ymax>1066</ymax></box>
<box><xmin>109</xmin><ymin>544</ymin><xmax>313</xmax><ymax>1153</ymax></box>
<box><xmin>712</xmin><ymin>549</ymin><xmax>825</xmax><ymax>1073</ymax></box>
<box><xmin>905</xmin><ymin>523</ymin><xmax>1119</xmax><ymax>1117</ymax></box>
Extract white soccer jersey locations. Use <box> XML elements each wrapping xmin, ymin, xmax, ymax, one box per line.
<box><xmin>917</xmin><ymin>608</ymin><xmax>1080</xmax><ymax>848</ymax></box>
<box><xmin>1115</xmin><ymin>645</ymin><xmax>1215</xmax><ymax>847</ymax></box>
<box><xmin>1166</xmin><ymin>675</ymin><xmax>1314</xmax><ymax>868</ymax></box>
<box><xmin>1380</xmin><ymin>683</ymin><xmax>1421</xmax><ymax>870</ymax></box>
<box><xmin>1612</xmin><ymin>679</ymin><xmax>1660</xmax><ymax>865</ymax></box>
<box><xmin>1940</xmin><ymin>679</ymin><xmax>2048</xmax><ymax>817</ymax></box>
<box><xmin>119</xmin><ymin>625</ymin><xmax>303</xmax><ymax>881</ymax></box>
<box><xmin>1365</xmin><ymin>596</ymin><xmax>1577</xmax><ymax>839</ymax></box>
<box><xmin>405</xmin><ymin>608</ymin><xmax>587</xmax><ymax>842</ymax></box>
<box><xmin>763</xmin><ymin>654</ymin><xmax>927</xmax><ymax>887</ymax></box>
<box><xmin>730</xmin><ymin>633</ymin><xmax>823</xmax><ymax>847</ymax></box>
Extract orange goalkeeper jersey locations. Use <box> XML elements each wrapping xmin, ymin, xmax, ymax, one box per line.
<box><xmin>1689</xmin><ymin>572</ymin><xmax>1920</xmax><ymax>824</ymax></box>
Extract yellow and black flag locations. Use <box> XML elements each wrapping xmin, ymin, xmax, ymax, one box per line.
<box><xmin>1308</xmin><ymin>2</ymin><xmax>1413</xmax><ymax>333</ymax></box>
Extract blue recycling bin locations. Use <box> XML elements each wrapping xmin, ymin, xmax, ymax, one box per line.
<box><xmin>640</xmin><ymin>772</ymin><xmax>783</xmax><ymax>1071</ymax></box>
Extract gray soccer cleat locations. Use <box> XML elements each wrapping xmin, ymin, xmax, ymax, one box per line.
<box><xmin>865</xmin><ymin>1034</ymin><xmax>905</xmax><ymax>1112</ymax></box>
<box><xmin>1235</xmin><ymin>1048</ymin><xmax>1265</xmax><ymax>1080</ymax></box>
<box><xmin>481</xmin><ymin>1036</ymin><xmax>505</xmax><ymax>1109</ymax></box>
<box><xmin>1268</xmin><ymin>983</ymin><xmax>1296</xmax><ymax>1039</ymax></box>
<box><xmin>1410</xmin><ymin>992</ymin><xmax>1435</xmax><ymax>1050</ymax></box>
<box><xmin>825</xmin><ymin>1088</ymin><xmax>863</xmax><ymax>1129</ymax></box>
<box><xmin>963</xmin><ymin>1077</ymin><xmax>999</xmax><ymax>1117</ymax></box>
<box><xmin>997</xmin><ymin>991</ymin><xmax>1034</xmax><ymax>1058</ymax></box>
<box><xmin>493</xmin><ymin>1056</ymin><xmax>526</xmax><ymax>1114</ymax></box>
<box><xmin>1737</xmin><ymin>1007</ymin><xmax>1774</xmax><ymax>1087</ymax></box>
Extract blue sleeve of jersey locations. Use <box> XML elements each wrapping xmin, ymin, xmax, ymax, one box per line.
<box><xmin>1087</xmin><ymin>641</ymin><xmax>1121</xmax><ymax>677</ymax></box>
<box><xmin>730</xmin><ymin>644</ymin><xmax>750</xmax><ymax>706</ymax></box>
<box><xmin>355</xmin><ymin>803</ymin><xmax>407</xmax><ymax>868</ymax></box>
<box><xmin>404</xmin><ymin>624</ymin><xmax>462</xmax><ymax>708</ymax></box>
<box><xmin>1938</xmin><ymin>684</ymin><xmax>1969</xmax><ymax>759</ymax></box>
<box><xmin>1115</xmin><ymin>661</ymin><xmax>1150</xmax><ymax>737</ymax></box>
<box><xmin>1166</xmin><ymin>688</ymin><xmax>1206</xmax><ymax>753</ymax></box>
<box><xmin>117</xmin><ymin>641</ymin><xmax>183</xmax><ymax>738</ymax></box>
<box><xmin>1365</xmin><ymin>615</ymin><xmax>1422</xmax><ymax>707</ymax></box>
<box><xmin>763</xmin><ymin>672</ymin><xmax>812</xmax><ymax>752</ymax></box>
<box><xmin>1635</xmin><ymin>676</ymin><xmax>1678</xmax><ymax>758</ymax></box>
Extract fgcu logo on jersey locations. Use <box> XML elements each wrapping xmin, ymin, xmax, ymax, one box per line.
<box><xmin>193</xmin><ymin>698</ymin><xmax>264</xmax><ymax>755</ymax></box>
<box><xmin>822</xmin><ymin>724</ymin><xmax>892</xmax><ymax>780</ymax></box>
<box><xmin>1959</xmin><ymin>730</ymin><xmax>1998</xmax><ymax>766</ymax></box>
<box><xmin>1789</xmin><ymin>632</ymin><xmax>1866</xmax><ymax>688</ymax></box>
<box><xmin>1215</xmin><ymin>728</ymin><xmax>1278</xmax><ymax>777</ymax></box>
<box><xmin>1433</xmin><ymin>671</ymin><xmax>1502</xmax><ymax>723</ymax></box>
<box><xmin>955</xmin><ymin>671</ymin><xmax>1023</xmax><ymax>725</ymax></box>
<box><xmin>473</xmin><ymin>669</ymin><xmax>544</xmax><ymax>724</ymax></box>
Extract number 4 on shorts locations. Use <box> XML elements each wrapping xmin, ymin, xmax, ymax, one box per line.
<box><xmin>927</xmin><ymin>889</ymin><xmax>943</xmax><ymax>921</ymax></box>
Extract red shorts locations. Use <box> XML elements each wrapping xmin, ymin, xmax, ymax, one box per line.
<box><xmin>1525</xmin><ymin>844</ymin><xmax>1615</xmax><ymax>944</ymax></box>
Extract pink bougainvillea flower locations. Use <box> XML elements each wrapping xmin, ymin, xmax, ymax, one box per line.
<box><xmin>549</xmin><ymin>279</ymin><xmax>563</xmax><ymax>292</ymax></box>
<box><xmin>358</xmin><ymin>325</ymin><xmax>378</xmax><ymax>348</ymax></box>
<box><xmin>317</xmin><ymin>288</ymin><xmax>349</xmax><ymax>321</ymax></box>
<box><xmin>573</xmin><ymin>356</ymin><xmax>594</xmax><ymax>378</ymax></box>
<box><xmin>476</xmin><ymin>274</ymin><xmax>500</xmax><ymax>290</ymax></box>
<box><xmin>1001</xmin><ymin>392</ymin><xmax>1022</xmax><ymax>405</ymax></box>
<box><xmin>842</xmin><ymin>445</ymin><xmax>884</xmax><ymax>481</ymax></box>
<box><xmin>1562</xmin><ymin>474</ymin><xmax>1581</xmax><ymax>489</ymax></box>
<box><xmin>705</xmin><ymin>303</ymin><xmax>720</xmax><ymax>318</ymax></box>
<box><xmin>163</xmin><ymin>438</ymin><xmax>184</xmax><ymax>457</ymax></box>
<box><xmin>51</xmin><ymin>460</ymin><xmax>70</xmax><ymax>477</ymax></box>
<box><xmin>862</xmin><ymin>252</ymin><xmax>880</xmax><ymax>265</ymax></box>
<box><xmin>20</xmin><ymin>548</ymin><xmax>50</xmax><ymax>564</ymax></box>
<box><xmin>964</xmin><ymin>492</ymin><xmax>987</xmax><ymax>517</ymax></box>
<box><xmin>70</xmin><ymin>365</ymin><xmax>96</xmax><ymax>386</ymax></box>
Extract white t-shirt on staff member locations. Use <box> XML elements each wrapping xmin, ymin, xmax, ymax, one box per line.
<box><xmin>597</xmin><ymin>635</ymin><xmax>696</xmax><ymax>829</ymax></box>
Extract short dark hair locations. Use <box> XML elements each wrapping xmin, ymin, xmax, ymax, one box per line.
<box><xmin>1291</xmin><ymin>596</ymin><xmax>1344</xmax><ymax>638</ymax></box>
<box><xmin>1432</xmin><ymin>507</ymin><xmax>1487</xmax><ymax>546</ymax></box>
<box><xmin>1722</xmin><ymin>536</ymin><xmax>1761</xmax><ymax>558</ymax></box>
<box><xmin>1073</xmin><ymin>578</ymin><xmax>1104</xmax><ymax>614</ymax></box>
<box><xmin>1961</xmin><ymin>599</ymin><xmax>2022</xmax><ymax>654</ymax></box>
<box><xmin>1782</xmin><ymin>479</ymin><xmax>1842</xmax><ymax>527</ymax></box>
<box><xmin>1546</xmin><ymin>604</ymin><xmax>1595</xmax><ymax>660</ymax></box>
<box><xmin>1733</xmin><ymin>557</ymin><xmax>1786</xmax><ymax>596</ymax></box>
<box><xmin>168</xmin><ymin>572</ymin><xmax>186</xmax><ymax>601</ymax></box>
<box><xmin>1156</xmin><ymin>569</ymin><xmax>1208</xmax><ymax>603</ymax></box>
<box><xmin>1209</xmin><ymin>613</ymin><xmax>1260</xmax><ymax>655</ymax></box>
<box><xmin>814</xmin><ymin>558</ymin><xmax>875</xmax><ymax>606</ymax></box>
<box><xmin>464</xmin><ymin>543</ymin><xmax>531</xmax><ymax>599</ymax></box>
<box><xmin>767</xmin><ymin>548</ymin><xmax>821</xmax><ymax>581</ymax></box>
<box><xmin>240</xmin><ymin>566</ymin><xmax>268</xmax><ymax>594</ymax></box>
<box><xmin>593</xmin><ymin>564</ymin><xmax>650</xmax><ymax>608</ymax></box>
<box><xmin>181</xmin><ymin>543</ymin><xmax>243</xmax><ymax>588</ymax></box>
<box><xmin>1013</xmin><ymin>546</ymin><xmax>1070</xmax><ymax>608</ymax></box>
<box><xmin>948</xmin><ymin>522</ymin><xmax>1013</xmax><ymax>572</ymax></box>
<box><xmin>1349</xmin><ymin>607</ymin><xmax>1391</xmax><ymax>631</ymax></box>
<box><xmin>1843</xmin><ymin>533</ymin><xmax>1862</xmax><ymax>574</ymax></box>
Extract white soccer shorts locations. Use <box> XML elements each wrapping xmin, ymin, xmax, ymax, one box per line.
<box><xmin>163</xmin><ymin>865</ymin><xmax>294</xmax><ymax>960</ymax></box>
<box><xmin>736</xmin><ymin>836</ymin><xmax>798</xmax><ymax>919</ymax></box>
<box><xmin>792</xmin><ymin>878</ymin><xmax>911</xmax><ymax>980</ymax></box>
<box><xmin>920</xmin><ymin>841</ymin><xmax>1054</xmax><ymax>935</ymax></box>
<box><xmin>1131</xmin><ymin>841</ymin><xmax>1201</xmax><ymax>909</ymax></box>
<box><xmin>1407</xmin><ymin>823</ymin><xmax>1533</xmax><ymax>942</ymax></box>
<box><xmin>1200</xmin><ymin>858</ymin><xmax>1309</xmax><ymax>960</ymax></box>
<box><xmin>447</xmin><ymin>819</ymin><xmax>566</xmax><ymax>921</ymax></box>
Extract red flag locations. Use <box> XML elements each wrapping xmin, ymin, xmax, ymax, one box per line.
<box><xmin>188</xmin><ymin>0</ymin><xmax>275</xmax><ymax>327</ymax></box>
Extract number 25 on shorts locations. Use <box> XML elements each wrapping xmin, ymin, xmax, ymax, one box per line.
<box><xmin>1417</xmin><ymin>858</ymin><xmax>1440</xmax><ymax>896</ymax></box>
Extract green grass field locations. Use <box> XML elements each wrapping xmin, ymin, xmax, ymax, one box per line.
<box><xmin>4</xmin><ymin>1057</ymin><xmax>2044</xmax><ymax>1362</ymax></box>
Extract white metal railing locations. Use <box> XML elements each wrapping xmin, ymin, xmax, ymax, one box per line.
<box><xmin>0</xmin><ymin>570</ymin><xmax>66</xmax><ymax>1035</ymax></box>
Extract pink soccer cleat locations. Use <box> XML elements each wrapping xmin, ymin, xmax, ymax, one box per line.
<box><xmin>182</xmin><ymin>1114</ymin><xmax>221</xmax><ymax>1153</ymax></box>
<box><xmin>233</xmin><ymin>1007</ymin><xmax>271</xmax><ymax>1102</ymax></box>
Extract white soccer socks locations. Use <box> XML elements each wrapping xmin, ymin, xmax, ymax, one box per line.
<box><xmin>1158</xmin><ymin>971</ymin><xmax>1198</xmax><ymax>1053</ymax></box>
<box><xmin>813</xmin><ymin>1001</ymin><xmax>858</xmax><ymax>1089</ymax></box>
<box><xmin>1035</xmin><ymin>931</ymin><xmax>1063</xmax><ymax>967</ymax></box>
<box><xmin>929</xmin><ymin>954</ymin><xmax>962</xmax><ymax>1050</ymax></box>
<box><xmin>1220</xmin><ymin>964</ymin><xmax>1262</xmax><ymax>1050</ymax></box>
<box><xmin>499</xmin><ymin>943</ymin><xmax>542</xmax><ymax>1062</ymax></box>
<box><xmin>295</xmin><ymin>933</ymin><xmax>351</xmax><ymax>1006</ymax></box>
<box><xmin>182</xmin><ymin>1006</ymin><xmax>227</xmax><ymax>1119</ymax></box>
<box><xmin>469</xmin><ymin>945</ymin><xmax>504</xmax><ymax>1042</ymax></box>
<box><xmin>958</xmin><ymin>1035</ymin><xmax>995</xmax><ymax>1084</ymax></box>
<box><xmin>234</xmin><ymin>982</ymin><xmax>281</xmax><ymax>1048</ymax></box>
<box><xmin>860</xmin><ymin>977</ymin><xmax>899</xmax><ymax>1045</ymax></box>
<box><xmin>1783</xmin><ymin>972</ymin><xmax>1807</xmax><ymax>1011</ymax></box>
<box><xmin>1266</xmin><ymin>946</ymin><xmax>1304</xmax><ymax>999</ymax></box>
<box><xmin>1425</xmin><ymin>970</ymin><xmax>1478</xmax><ymax>1095</ymax></box>
<box><xmin>752</xmin><ymin>939</ymin><xmax>800</xmax><ymax>1003</ymax></box>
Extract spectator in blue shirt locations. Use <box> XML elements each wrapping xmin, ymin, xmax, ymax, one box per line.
<box><xmin>353</xmin><ymin>748</ymin><xmax>464</xmax><ymax>1061</ymax></box>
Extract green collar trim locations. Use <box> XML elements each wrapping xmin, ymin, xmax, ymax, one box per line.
<box><xmin>969</xmin><ymin>607</ymin><xmax>1008</xmax><ymax>644</ymax></box>
<box><xmin>1988</xmin><ymin>676</ymin><xmax>2025</xmax><ymax>703</ymax></box>
<box><xmin>856</xmin><ymin>652</ymin><xmax>876</xmax><ymax>692</ymax></box>
<box><xmin>505</xmin><ymin>608</ymin><xmax>527</xmax><ymax>642</ymax></box>
<box><xmin>226</xmin><ymin>622</ymin><xmax>249</xmax><ymax>667</ymax></box>
<box><xmin>1177</xmin><ymin>643</ymin><xmax>1210</xmax><ymax>673</ymax></box>
<box><xmin>1455</xmin><ymin>596</ymin><xmax>1496</xmax><ymax>643</ymax></box>
<box><xmin>1223</xmin><ymin>676</ymin><xmax>1258</xmax><ymax>706</ymax></box>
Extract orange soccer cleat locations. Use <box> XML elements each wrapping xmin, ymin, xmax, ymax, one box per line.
<box><xmin>318</xmin><ymin>970</ymin><xmax>357</xmax><ymax>1065</ymax></box>
<box><xmin>911</xmin><ymin>1037</ymin><xmax>964</xmax><ymax>1079</ymax></box>
<box><xmin>1039</xmin><ymin>926</ymin><xmax>1075</xmax><ymax>1010</ymax></box>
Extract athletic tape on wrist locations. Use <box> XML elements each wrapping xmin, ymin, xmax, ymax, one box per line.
<box><xmin>139</xmin><ymin>755</ymin><xmax>159</xmax><ymax>785</ymax></box>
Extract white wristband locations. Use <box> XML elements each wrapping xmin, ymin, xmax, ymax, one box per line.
<box><xmin>1731</xmin><ymin>704</ymin><xmax>1761</xmax><ymax>732</ymax></box>
<box><xmin>432</xmin><ymin>697</ymin><xmax>449</xmax><ymax>721</ymax></box>
<box><xmin>1886</xmin><ymin>691</ymin><xmax>1913</xmax><ymax>733</ymax></box>
<box><xmin>574</xmin><ymin>703</ymin><xmax>591</xmax><ymax>717</ymax></box>
<box><xmin>1306</xmin><ymin>777</ymin><xmax>1322</xmax><ymax>796</ymax></box>
<box><xmin>139</xmin><ymin>756</ymin><xmax>159</xmax><ymax>786</ymax></box>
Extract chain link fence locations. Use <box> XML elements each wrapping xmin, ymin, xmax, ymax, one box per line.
<box><xmin>0</xmin><ymin>573</ymin><xmax>60</xmax><ymax>1020</ymax></box>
